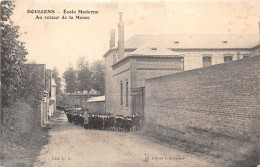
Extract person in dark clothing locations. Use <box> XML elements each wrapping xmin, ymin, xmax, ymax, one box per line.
<box><xmin>84</xmin><ymin>109</ymin><xmax>89</xmax><ymax>129</ymax></box>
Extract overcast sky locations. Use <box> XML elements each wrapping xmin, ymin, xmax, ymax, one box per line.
<box><xmin>12</xmin><ymin>0</ymin><xmax>260</xmax><ymax>76</ymax></box>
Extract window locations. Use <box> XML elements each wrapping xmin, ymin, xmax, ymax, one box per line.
<box><xmin>120</xmin><ymin>81</ymin><xmax>123</xmax><ymax>106</ymax></box>
<box><xmin>203</xmin><ymin>56</ymin><xmax>212</xmax><ymax>67</ymax></box>
<box><xmin>126</xmin><ymin>81</ymin><xmax>129</xmax><ymax>107</ymax></box>
<box><xmin>222</xmin><ymin>41</ymin><xmax>228</xmax><ymax>44</ymax></box>
<box><xmin>224</xmin><ymin>56</ymin><xmax>233</xmax><ymax>62</ymax></box>
<box><xmin>151</xmin><ymin>47</ymin><xmax>157</xmax><ymax>50</ymax></box>
<box><xmin>242</xmin><ymin>54</ymin><xmax>250</xmax><ymax>59</ymax></box>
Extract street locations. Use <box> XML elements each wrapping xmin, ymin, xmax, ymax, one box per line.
<box><xmin>33</xmin><ymin>112</ymin><xmax>218</xmax><ymax>167</ymax></box>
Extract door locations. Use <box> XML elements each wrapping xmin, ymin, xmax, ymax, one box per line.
<box><xmin>131</xmin><ymin>87</ymin><xmax>145</xmax><ymax>129</ymax></box>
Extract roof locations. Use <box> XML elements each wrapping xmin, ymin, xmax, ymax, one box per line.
<box><xmin>87</xmin><ymin>96</ymin><xmax>105</xmax><ymax>102</ymax></box>
<box><xmin>124</xmin><ymin>34</ymin><xmax>259</xmax><ymax>49</ymax></box>
<box><xmin>129</xmin><ymin>42</ymin><xmax>182</xmax><ymax>56</ymax></box>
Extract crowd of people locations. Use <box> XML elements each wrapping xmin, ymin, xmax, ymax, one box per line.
<box><xmin>64</xmin><ymin>108</ymin><xmax>140</xmax><ymax>131</ymax></box>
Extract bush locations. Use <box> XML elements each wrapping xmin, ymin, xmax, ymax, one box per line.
<box><xmin>2</xmin><ymin>101</ymin><xmax>39</xmax><ymax>143</ymax></box>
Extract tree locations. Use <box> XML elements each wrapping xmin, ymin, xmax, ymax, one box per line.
<box><xmin>1</xmin><ymin>1</ymin><xmax>28</xmax><ymax>107</ymax></box>
<box><xmin>63</xmin><ymin>65</ymin><xmax>77</xmax><ymax>94</ymax></box>
<box><xmin>19</xmin><ymin>63</ymin><xmax>45</xmax><ymax>105</ymax></box>
<box><xmin>91</xmin><ymin>60</ymin><xmax>105</xmax><ymax>95</ymax></box>
<box><xmin>77</xmin><ymin>57</ymin><xmax>92</xmax><ymax>93</ymax></box>
<box><xmin>51</xmin><ymin>67</ymin><xmax>62</xmax><ymax>94</ymax></box>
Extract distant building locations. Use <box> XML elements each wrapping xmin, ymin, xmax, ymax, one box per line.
<box><xmin>67</xmin><ymin>88</ymin><xmax>101</xmax><ymax>109</ymax></box>
<box><xmin>86</xmin><ymin>96</ymin><xmax>105</xmax><ymax>114</ymax></box>
<box><xmin>104</xmin><ymin>14</ymin><xmax>260</xmax><ymax>118</ymax></box>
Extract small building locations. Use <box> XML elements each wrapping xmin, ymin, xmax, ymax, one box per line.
<box><xmin>86</xmin><ymin>96</ymin><xmax>105</xmax><ymax>114</ymax></box>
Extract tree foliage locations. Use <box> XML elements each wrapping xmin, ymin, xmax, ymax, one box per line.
<box><xmin>63</xmin><ymin>64</ymin><xmax>77</xmax><ymax>94</ymax></box>
<box><xmin>1</xmin><ymin>1</ymin><xmax>28</xmax><ymax>107</ymax></box>
<box><xmin>51</xmin><ymin>67</ymin><xmax>62</xmax><ymax>94</ymax></box>
<box><xmin>63</xmin><ymin>58</ymin><xmax>105</xmax><ymax>95</ymax></box>
<box><xmin>77</xmin><ymin>57</ymin><xmax>92</xmax><ymax>92</ymax></box>
<box><xmin>19</xmin><ymin>63</ymin><xmax>45</xmax><ymax>105</ymax></box>
<box><xmin>91</xmin><ymin>60</ymin><xmax>105</xmax><ymax>95</ymax></box>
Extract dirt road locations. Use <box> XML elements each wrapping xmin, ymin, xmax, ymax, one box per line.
<box><xmin>34</xmin><ymin>112</ymin><xmax>218</xmax><ymax>167</ymax></box>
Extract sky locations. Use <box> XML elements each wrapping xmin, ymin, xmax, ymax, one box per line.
<box><xmin>11</xmin><ymin>0</ymin><xmax>260</xmax><ymax>76</ymax></box>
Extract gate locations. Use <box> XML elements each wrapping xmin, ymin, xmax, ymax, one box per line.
<box><xmin>131</xmin><ymin>87</ymin><xmax>145</xmax><ymax>129</ymax></box>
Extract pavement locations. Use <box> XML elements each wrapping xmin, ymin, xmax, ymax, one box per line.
<box><xmin>33</xmin><ymin>111</ymin><xmax>219</xmax><ymax>167</ymax></box>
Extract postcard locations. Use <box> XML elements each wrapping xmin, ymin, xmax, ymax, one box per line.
<box><xmin>1</xmin><ymin>0</ymin><xmax>260</xmax><ymax>167</ymax></box>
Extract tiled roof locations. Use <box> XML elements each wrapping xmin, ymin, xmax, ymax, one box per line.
<box><xmin>129</xmin><ymin>42</ymin><xmax>182</xmax><ymax>56</ymax></box>
<box><xmin>124</xmin><ymin>34</ymin><xmax>259</xmax><ymax>49</ymax></box>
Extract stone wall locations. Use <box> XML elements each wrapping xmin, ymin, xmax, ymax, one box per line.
<box><xmin>144</xmin><ymin>56</ymin><xmax>260</xmax><ymax>166</ymax></box>
<box><xmin>133</xmin><ymin>57</ymin><xmax>183</xmax><ymax>88</ymax></box>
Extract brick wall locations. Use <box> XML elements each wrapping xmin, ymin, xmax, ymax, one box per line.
<box><xmin>133</xmin><ymin>57</ymin><xmax>183</xmax><ymax>88</ymax></box>
<box><xmin>105</xmin><ymin>51</ymin><xmax>116</xmax><ymax>115</ymax></box>
<box><xmin>145</xmin><ymin>56</ymin><xmax>260</xmax><ymax>165</ymax></box>
<box><xmin>112</xmin><ymin>60</ymin><xmax>131</xmax><ymax>116</ymax></box>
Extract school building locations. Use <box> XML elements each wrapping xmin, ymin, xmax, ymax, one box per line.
<box><xmin>104</xmin><ymin>14</ymin><xmax>260</xmax><ymax>121</ymax></box>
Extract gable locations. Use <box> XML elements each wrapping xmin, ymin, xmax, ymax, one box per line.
<box><xmin>130</xmin><ymin>42</ymin><xmax>180</xmax><ymax>56</ymax></box>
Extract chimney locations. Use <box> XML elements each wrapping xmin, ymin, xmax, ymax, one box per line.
<box><xmin>110</xmin><ymin>29</ymin><xmax>115</xmax><ymax>49</ymax></box>
<box><xmin>118</xmin><ymin>12</ymin><xmax>124</xmax><ymax>60</ymax></box>
<box><xmin>113</xmin><ymin>51</ymin><xmax>117</xmax><ymax>64</ymax></box>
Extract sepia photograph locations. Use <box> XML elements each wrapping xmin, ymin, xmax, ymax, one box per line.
<box><xmin>1</xmin><ymin>0</ymin><xmax>260</xmax><ymax>166</ymax></box>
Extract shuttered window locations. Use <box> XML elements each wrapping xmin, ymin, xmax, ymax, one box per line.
<box><xmin>203</xmin><ymin>56</ymin><xmax>212</xmax><ymax>67</ymax></box>
<box><xmin>224</xmin><ymin>56</ymin><xmax>233</xmax><ymax>62</ymax></box>
<box><xmin>242</xmin><ymin>54</ymin><xmax>250</xmax><ymax>59</ymax></box>
<box><xmin>120</xmin><ymin>81</ymin><xmax>123</xmax><ymax>106</ymax></box>
<box><xmin>126</xmin><ymin>81</ymin><xmax>129</xmax><ymax>107</ymax></box>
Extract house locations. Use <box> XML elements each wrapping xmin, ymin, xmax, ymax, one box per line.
<box><xmin>104</xmin><ymin>13</ymin><xmax>260</xmax><ymax>120</ymax></box>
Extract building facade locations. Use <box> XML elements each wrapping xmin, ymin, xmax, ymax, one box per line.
<box><xmin>104</xmin><ymin>14</ymin><xmax>260</xmax><ymax>119</ymax></box>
